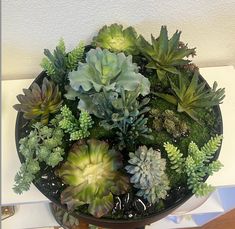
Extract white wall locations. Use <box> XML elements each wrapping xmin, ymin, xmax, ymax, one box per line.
<box><xmin>2</xmin><ymin>0</ymin><xmax>235</xmax><ymax>80</ymax></box>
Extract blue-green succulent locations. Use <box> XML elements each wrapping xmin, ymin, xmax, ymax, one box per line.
<box><xmin>125</xmin><ymin>146</ymin><xmax>170</xmax><ymax>204</ymax></box>
<box><xmin>67</xmin><ymin>48</ymin><xmax>150</xmax><ymax>96</ymax></box>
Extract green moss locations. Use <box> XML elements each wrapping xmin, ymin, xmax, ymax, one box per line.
<box><xmin>89</xmin><ymin>118</ymin><xmax>115</xmax><ymax>140</ymax></box>
<box><xmin>142</xmin><ymin>97</ymin><xmax>218</xmax><ymax>156</ymax></box>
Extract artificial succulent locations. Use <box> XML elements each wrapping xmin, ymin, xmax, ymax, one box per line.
<box><xmin>150</xmin><ymin>109</ymin><xmax>189</xmax><ymax>138</ymax></box>
<box><xmin>13</xmin><ymin>77</ymin><xmax>63</xmax><ymax>124</ymax></box>
<box><xmin>71</xmin><ymin>88</ymin><xmax>152</xmax><ymax>149</ymax></box>
<box><xmin>125</xmin><ymin>146</ymin><xmax>170</xmax><ymax>204</ymax></box>
<box><xmin>136</xmin><ymin>26</ymin><xmax>196</xmax><ymax>86</ymax></box>
<box><xmin>13</xmin><ymin>117</ymin><xmax>65</xmax><ymax>194</ymax></box>
<box><xmin>68</xmin><ymin>48</ymin><xmax>150</xmax><ymax>96</ymax></box>
<box><xmin>154</xmin><ymin>71</ymin><xmax>225</xmax><ymax>123</ymax></box>
<box><xmin>164</xmin><ymin>135</ymin><xmax>223</xmax><ymax>196</ymax></box>
<box><xmin>41</xmin><ymin>39</ymin><xmax>85</xmax><ymax>84</ymax></box>
<box><xmin>56</xmin><ymin>139</ymin><xmax>130</xmax><ymax>218</ymax></box>
<box><xmin>92</xmin><ymin>23</ymin><xmax>139</xmax><ymax>55</ymax></box>
<box><xmin>57</xmin><ymin>105</ymin><xmax>94</xmax><ymax>141</ymax></box>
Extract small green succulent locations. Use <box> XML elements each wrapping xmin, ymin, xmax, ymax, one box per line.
<box><xmin>57</xmin><ymin>105</ymin><xmax>94</xmax><ymax>141</ymax></box>
<box><xmin>41</xmin><ymin>39</ymin><xmax>85</xmax><ymax>84</ymax></box>
<box><xmin>56</xmin><ymin>139</ymin><xmax>130</xmax><ymax>218</ymax></box>
<box><xmin>71</xmin><ymin>88</ymin><xmax>152</xmax><ymax>149</ymax></box>
<box><xmin>150</xmin><ymin>109</ymin><xmax>189</xmax><ymax>138</ymax></box>
<box><xmin>68</xmin><ymin>48</ymin><xmax>150</xmax><ymax>96</ymax></box>
<box><xmin>154</xmin><ymin>71</ymin><xmax>225</xmax><ymax>123</ymax></box>
<box><xmin>13</xmin><ymin>118</ymin><xmax>65</xmax><ymax>194</ymax></box>
<box><xmin>125</xmin><ymin>146</ymin><xmax>170</xmax><ymax>204</ymax></box>
<box><xmin>164</xmin><ymin>135</ymin><xmax>223</xmax><ymax>196</ymax></box>
<box><xmin>92</xmin><ymin>23</ymin><xmax>139</xmax><ymax>55</ymax></box>
<box><xmin>136</xmin><ymin>26</ymin><xmax>196</xmax><ymax>85</ymax></box>
<box><xmin>13</xmin><ymin>77</ymin><xmax>63</xmax><ymax>124</ymax></box>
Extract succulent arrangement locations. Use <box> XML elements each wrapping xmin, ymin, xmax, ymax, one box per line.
<box><xmin>14</xmin><ymin>24</ymin><xmax>225</xmax><ymax>222</ymax></box>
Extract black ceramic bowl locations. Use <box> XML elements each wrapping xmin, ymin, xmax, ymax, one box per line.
<box><xmin>15</xmin><ymin>71</ymin><xmax>223</xmax><ymax>229</ymax></box>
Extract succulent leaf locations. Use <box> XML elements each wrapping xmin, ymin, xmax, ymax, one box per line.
<box><xmin>13</xmin><ymin>77</ymin><xmax>63</xmax><ymax>124</ymax></box>
<box><xmin>93</xmin><ymin>24</ymin><xmax>139</xmax><ymax>55</ymax></box>
<box><xmin>56</xmin><ymin>139</ymin><xmax>130</xmax><ymax>218</ymax></box>
<box><xmin>125</xmin><ymin>146</ymin><xmax>170</xmax><ymax>204</ymax></box>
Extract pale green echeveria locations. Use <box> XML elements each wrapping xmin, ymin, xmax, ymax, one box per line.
<box><xmin>68</xmin><ymin>48</ymin><xmax>150</xmax><ymax>96</ymax></box>
<box><xmin>56</xmin><ymin>139</ymin><xmax>130</xmax><ymax>218</ymax></box>
<box><xmin>92</xmin><ymin>23</ymin><xmax>139</xmax><ymax>55</ymax></box>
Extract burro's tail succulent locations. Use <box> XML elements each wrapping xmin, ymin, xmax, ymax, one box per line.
<box><xmin>13</xmin><ymin>77</ymin><xmax>63</xmax><ymax>124</ymax></box>
<box><xmin>125</xmin><ymin>146</ymin><xmax>170</xmax><ymax>204</ymax></box>
<box><xmin>56</xmin><ymin>139</ymin><xmax>130</xmax><ymax>218</ymax></box>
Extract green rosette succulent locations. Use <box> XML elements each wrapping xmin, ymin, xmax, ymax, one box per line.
<box><xmin>93</xmin><ymin>23</ymin><xmax>139</xmax><ymax>55</ymax></box>
<box><xmin>125</xmin><ymin>146</ymin><xmax>170</xmax><ymax>204</ymax></box>
<box><xmin>13</xmin><ymin>77</ymin><xmax>63</xmax><ymax>124</ymax></box>
<box><xmin>136</xmin><ymin>26</ymin><xmax>196</xmax><ymax>85</ymax></box>
<box><xmin>68</xmin><ymin>48</ymin><xmax>150</xmax><ymax>96</ymax></box>
<box><xmin>56</xmin><ymin>139</ymin><xmax>130</xmax><ymax>218</ymax></box>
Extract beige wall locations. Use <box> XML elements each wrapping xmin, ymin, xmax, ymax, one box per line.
<box><xmin>2</xmin><ymin>0</ymin><xmax>235</xmax><ymax>80</ymax></box>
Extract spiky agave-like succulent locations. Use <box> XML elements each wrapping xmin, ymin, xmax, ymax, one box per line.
<box><xmin>13</xmin><ymin>77</ymin><xmax>63</xmax><ymax>124</ymax></box>
<box><xmin>125</xmin><ymin>146</ymin><xmax>170</xmax><ymax>204</ymax></box>
<box><xmin>92</xmin><ymin>23</ymin><xmax>139</xmax><ymax>55</ymax></box>
<box><xmin>136</xmin><ymin>26</ymin><xmax>196</xmax><ymax>85</ymax></box>
<box><xmin>154</xmin><ymin>71</ymin><xmax>225</xmax><ymax>123</ymax></box>
<box><xmin>56</xmin><ymin>139</ymin><xmax>130</xmax><ymax>218</ymax></box>
<box><xmin>68</xmin><ymin>48</ymin><xmax>150</xmax><ymax>96</ymax></box>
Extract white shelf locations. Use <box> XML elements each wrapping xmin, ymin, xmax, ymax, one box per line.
<box><xmin>1</xmin><ymin>79</ymin><xmax>49</xmax><ymax>206</ymax></box>
<box><xmin>1</xmin><ymin>66</ymin><xmax>235</xmax><ymax>228</ymax></box>
<box><xmin>2</xmin><ymin>203</ymin><xmax>59</xmax><ymax>229</ymax></box>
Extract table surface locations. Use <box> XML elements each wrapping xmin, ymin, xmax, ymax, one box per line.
<box><xmin>2</xmin><ymin>66</ymin><xmax>235</xmax><ymax>210</ymax></box>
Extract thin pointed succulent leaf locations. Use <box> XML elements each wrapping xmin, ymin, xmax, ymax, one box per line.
<box><xmin>167</xmin><ymin>30</ymin><xmax>181</xmax><ymax>55</ymax></box>
<box><xmin>169</xmin><ymin>59</ymin><xmax>190</xmax><ymax>66</ymax></box>
<box><xmin>151</xmin><ymin>34</ymin><xmax>160</xmax><ymax>53</ymax></box>
<box><xmin>153</xmin><ymin>92</ymin><xmax>178</xmax><ymax>105</ymax></box>
<box><xmin>172</xmin><ymin>47</ymin><xmax>196</xmax><ymax>60</ymax></box>
<box><xmin>146</xmin><ymin>62</ymin><xmax>157</xmax><ymax>69</ymax></box>
<box><xmin>156</xmin><ymin>69</ymin><xmax>167</xmax><ymax>82</ymax></box>
<box><xmin>160</xmin><ymin>65</ymin><xmax>180</xmax><ymax>75</ymax></box>
<box><xmin>136</xmin><ymin>35</ymin><xmax>156</xmax><ymax>58</ymax></box>
<box><xmin>158</xmin><ymin>26</ymin><xmax>168</xmax><ymax>60</ymax></box>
